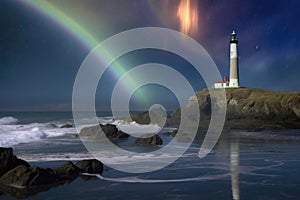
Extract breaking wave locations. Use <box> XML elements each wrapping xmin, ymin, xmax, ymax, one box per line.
<box><xmin>0</xmin><ymin>116</ymin><xmax>77</xmax><ymax>147</ymax></box>
<box><xmin>0</xmin><ymin>116</ymin><xmax>18</xmax><ymax>125</ymax></box>
<box><xmin>0</xmin><ymin>116</ymin><xmax>164</xmax><ymax>147</ymax></box>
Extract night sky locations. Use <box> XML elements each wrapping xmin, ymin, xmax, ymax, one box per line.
<box><xmin>1</xmin><ymin>0</ymin><xmax>300</xmax><ymax>111</ymax></box>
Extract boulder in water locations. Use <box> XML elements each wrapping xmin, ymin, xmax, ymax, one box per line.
<box><xmin>75</xmin><ymin>159</ymin><xmax>103</xmax><ymax>174</ymax></box>
<box><xmin>79</xmin><ymin>124</ymin><xmax>129</xmax><ymax>142</ymax></box>
<box><xmin>134</xmin><ymin>134</ymin><xmax>163</xmax><ymax>146</ymax></box>
<box><xmin>56</xmin><ymin>161</ymin><xmax>81</xmax><ymax>180</ymax></box>
<box><xmin>60</xmin><ymin>124</ymin><xmax>72</xmax><ymax>128</ymax></box>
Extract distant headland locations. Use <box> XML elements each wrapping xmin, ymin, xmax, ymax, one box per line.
<box><xmin>131</xmin><ymin>87</ymin><xmax>300</xmax><ymax>131</ymax></box>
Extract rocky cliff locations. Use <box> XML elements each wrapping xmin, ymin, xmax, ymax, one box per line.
<box><xmin>173</xmin><ymin>88</ymin><xmax>300</xmax><ymax>130</ymax></box>
<box><xmin>196</xmin><ymin>88</ymin><xmax>298</xmax><ymax>119</ymax></box>
<box><xmin>132</xmin><ymin>88</ymin><xmax>300</xmax><ymax>130</ymax></box>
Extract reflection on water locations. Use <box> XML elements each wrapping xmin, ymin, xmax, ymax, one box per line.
<box><xmin>230</xmin><ymin>140</ymin><xmax>240</xmax><ymax>200</ymax></box>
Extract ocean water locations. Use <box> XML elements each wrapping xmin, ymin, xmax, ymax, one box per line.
<box><xmin>0</xmin><ymin>112</ymin><xmax>300</xmax><ymax>199</ymax></box>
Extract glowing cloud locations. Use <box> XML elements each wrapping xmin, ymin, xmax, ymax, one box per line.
<box><xmin>177</xmin><ymin>0</ymin><xmax>199</xmax><ymax>36</ymax></box>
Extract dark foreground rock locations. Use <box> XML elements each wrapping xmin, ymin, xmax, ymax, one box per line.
<box><xmin>79</xmin><ymin>124</ymin><xmax>129</xmax><ymax>142</ymax></box>
<box><xmin>0</xmin><ymin>148</ymin><xmax>29</xmax><ymax>177</ymax></box>
<box><xmin>56</xmin><ymin>161</ymin><xmax>81</xmax><ymax>180</ymax></box>
<box><xmin>134</xmin><ymin>134</ymin><xmax>163</xmax><ymax>146</ymax></box>
<box><xmin>0</xmin><ymin>147</ymin><xmax>103</xmax><ymax>199</ymax></box>
<box><xmin>0</xmin><ymin>165</ymin><xmax>58</xmax><ymax>187</ymax></box>
<box><xmin>76</xmin><ymin>159</ymin><xmax>103</xmax><ymax>174</ymax></box>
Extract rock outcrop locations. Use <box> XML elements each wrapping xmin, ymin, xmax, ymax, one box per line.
<box><xmin>60</xmin><ymin>124</ymin><xmax>72</xmax><ymax>128</ymax></box>
<box><xmin>171</xmin><ymin>88</ymin><xmax>300</xmax><ymax>130</ymax></box>
<box><xmin>134</xmin><ymin>134</ymin><xmax>163</xmax><ymax>146</ymax></box>
<box><xmin>0</xmin><ymin>148</ymin><xmax>29</xmax><ymax>177</ymax></box>
<box><xmin>79</xmin><ymin>124</ymin><xmax>129</xmax><ymax>142</ymax></box>
<box><xmin>0</xmin><ymin>165</ymin><xmax>58</xmax><ymax>187</ymax></box>
<box><xmin>129</xmin><ymin>88</ymin><xmax>300</xmax><ymax>130</ymax></box>
<box><xmin>172</xmin><ymin>88</ymin><xmax>299</xmax><ymax>121</ymax></box>
<box><xmin>129</xmin><ymin>107</ymin><xmax>168</xmax><ymax>125</ymax></box>
<box><xmin>0</xmin><ymin>147</ymin><xmax>103</xmax><ymax>198</ymax></box>
<box><xmin>56</xmin><ymin>161</ymin><xmax>81</xmax><ymax>180</ymax></box>
<box><xmin>75</xmin><ymin>159</ymin><xmax>103</xmax><ymax>174</ymax></box>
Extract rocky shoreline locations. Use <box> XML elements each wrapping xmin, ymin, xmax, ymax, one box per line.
<box><xmin>0</xmin><ymin>123</ymin><xmax>165</xmax><ymax>199</ymax></box>
<box><xmin>0</xmin><ymin>147</ymin><xmax>103</xmax><ymax>198</ymax></box>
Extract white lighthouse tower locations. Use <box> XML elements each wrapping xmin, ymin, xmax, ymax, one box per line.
<box><xmin>214</xmin><ymin>31</ymin><xmax>240</xmax><ymax>89</ymax></box>
<box><xmin>229</xmin><ymin>30</ymin><xmax>239</xmax><ymax>88</ymax></box>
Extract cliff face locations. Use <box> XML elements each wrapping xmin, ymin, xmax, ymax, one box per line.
<box><xmin>131</xmin><ymin>88</ymin><xmax>300</xmax><ymax>130</ymax></box>
<box><xmin>167</xmin><ymin>88</ymin><xmax>300</xmax><ymax>130</ymax></box>
<box><xmin>190</xmin><ymin>88</ymin><xmax>300</xmax><ymax>121</ymax></box>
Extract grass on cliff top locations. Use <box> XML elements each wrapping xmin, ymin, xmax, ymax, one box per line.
<box><xmin>197</xmin><ymin>87</ymin><xmax>299</xmax><ymax>98</ymax></box>
<box><xmin>193</xmin><ymin>87</ymin><xmax>299</xmax><ymax>108</ymax></box>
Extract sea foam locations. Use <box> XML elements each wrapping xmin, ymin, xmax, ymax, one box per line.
<box><xmin>0</xmin><ymin>116</ymin><xmax>76</xmax><ymax>147</ymax></box>
<box><xmin>0</xmin><ymin>126</ymin><xmax>46</xmax><ymax>147</ymax></box>
<box><xmin>0</xmin><ymin>116</ymin><xmax>165</xmax><ymax>147</ymax></box>
<box><xmin>0</xmin><ymin>116</ymin><xmax>18</xmax><ymax>125</ymax></box>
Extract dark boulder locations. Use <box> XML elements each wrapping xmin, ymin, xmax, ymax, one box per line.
<box><xmin>0</xmin><ymin>160</ymin><xmax>101</xmax><ymax>188</ymax></box>
<box><xmin>100</xmin><ymin>124</ymin><xmax>119</xmax><ymax>139</ymax></box>
<box><xmin>56</xmin><ymin>161</ymin><xmax>81</xmax><ymax>179</ymax></box>
<box><xmin>0</xmin><ymin>165</ymin><xmax>57</xmax><ymax>187</ymax></box>
<box><xmin>60</xmin><ymin>124</ymin><xmax>72</xmax><ymax>128</ymax></box>
<box><xmin>0</xmin><ymin>147</ymin><xmax>29</xmax><ymax>177</ymax></box>
<box><xmin>0</xmin><ymin>147</ymin><xmax>105</xmax><ymax>198</ymax></box>
<box><xmin>134</xmin><ymin>134</ymin><xmax>163</xmax><ymax>146</ymax></box>
<box><xmin>79</xmin><ymin>124</ymin><xmax>129</xmax><ymax>142</ymax></box>
<box><xmin>117</xmin><ymin>131</ymin><xmax>130</xmax><ymax>139</ymax></box>
<box><xmin>0</xmin><ymin>165</ymin><xmax>33</xmax><ymax>187</ymax></box>
<box><xmin>75</xmin><ymin>159</ymin><xmax>103</xmax><ymax>174</ymax></box>
<box><xmin>29</xmin><ymin>167</ymin><xmax>58</xmax><ymax>186</ymax></box>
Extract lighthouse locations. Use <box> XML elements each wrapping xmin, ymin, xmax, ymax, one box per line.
<box><xmin>229</xmin><ymin>31</ymin><xmax>239</xmax><ymax>88</ymax></box>
<box><xmin>214</xmin><ymin>31</ymin><xmax>240</xmax><ymax>89</ymax></box>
